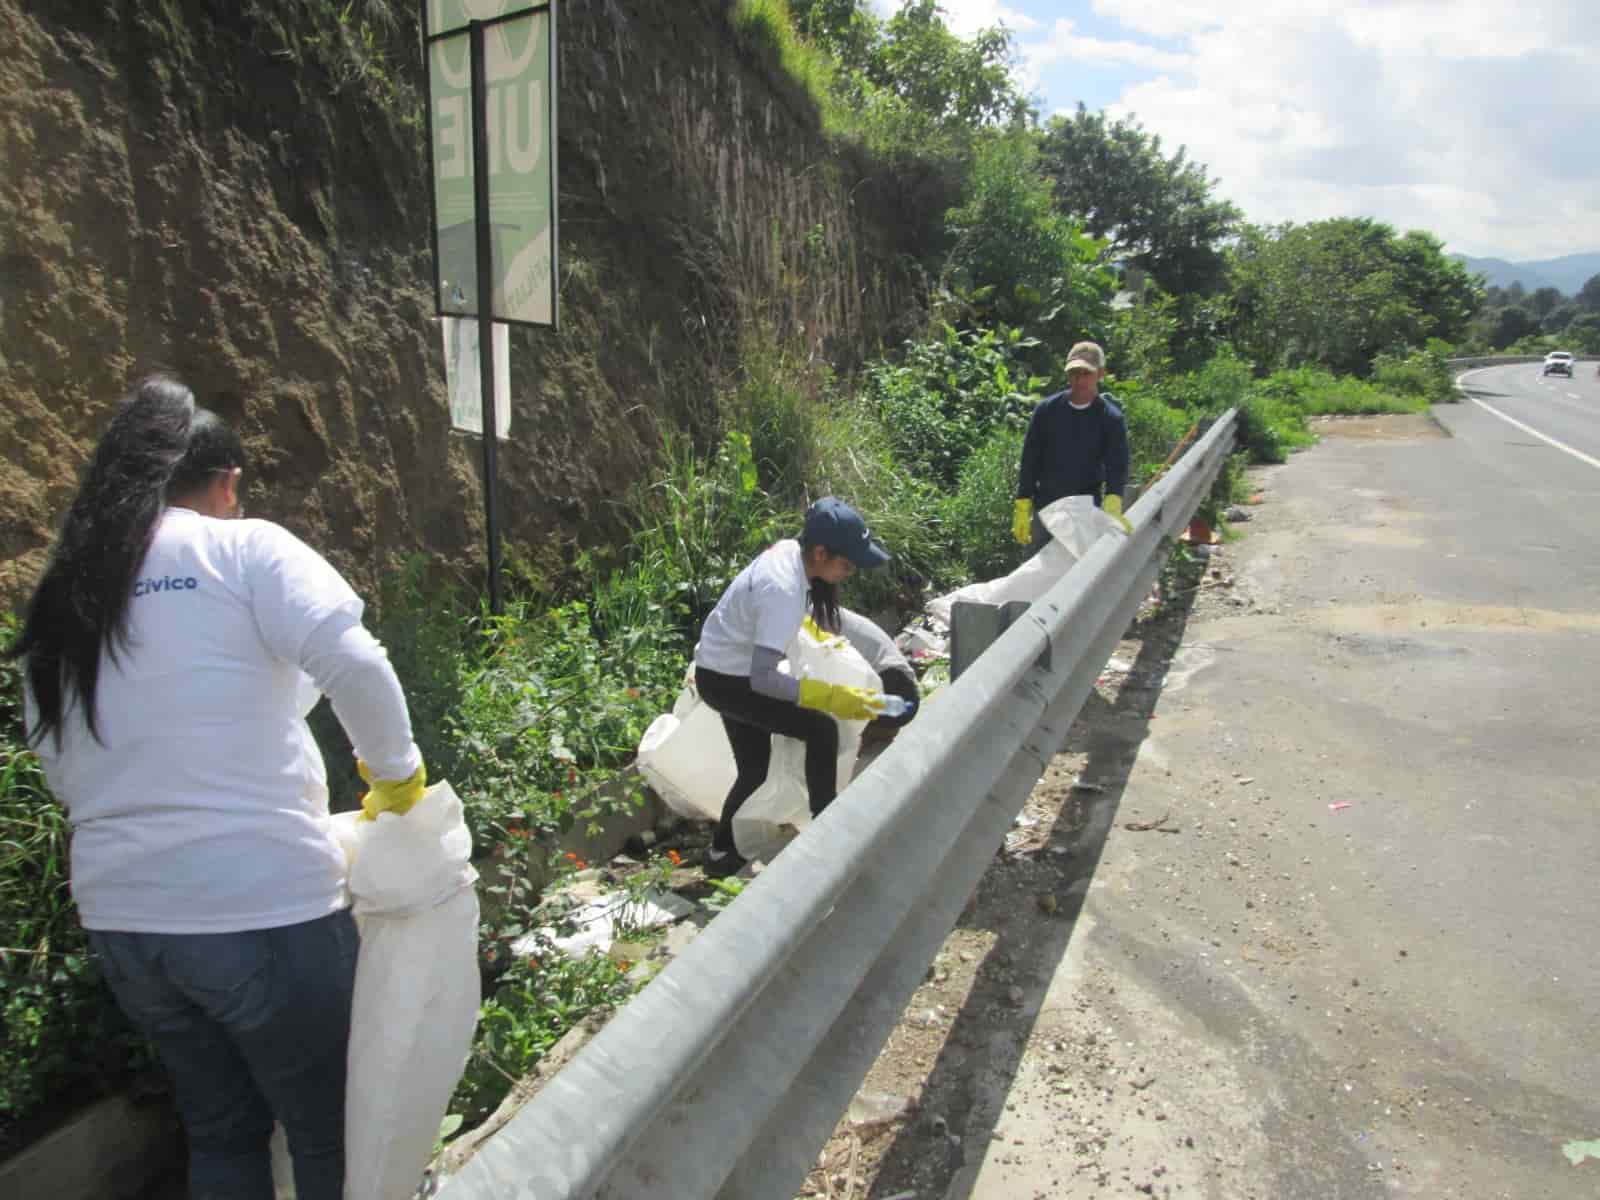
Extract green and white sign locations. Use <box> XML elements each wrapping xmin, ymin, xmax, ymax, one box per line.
<box><xmin>425</xmin><ymin>0</ymin><xmax>557</xmax><ymax>327</ymax></box>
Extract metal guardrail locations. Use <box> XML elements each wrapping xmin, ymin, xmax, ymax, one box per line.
<box><xmin>440</xmin><ymin>412</ymin><xmax>1239</xmax><ymax>1200</ymax></box>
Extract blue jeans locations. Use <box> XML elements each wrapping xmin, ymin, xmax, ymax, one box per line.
<box><xmin>88</xmin><ymin>909</ymin><xmax>360</xmax><ymax>1200</ymax></box>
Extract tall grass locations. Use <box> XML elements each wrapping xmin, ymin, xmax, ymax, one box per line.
<box><xmin>730</xmin><ymin>0</ymin><xmax>854</xmax><ymax>134</ymax></box>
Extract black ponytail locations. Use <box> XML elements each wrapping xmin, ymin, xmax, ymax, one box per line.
<box><xmin>6</xmin><ymin>376</ymin><xmax>243</xmax><ymax>747</ymax></box>
<box><xmin>808</xmin><ymin>578</ymin><xmax>841</xmax><ymax>634</ymax></box>
<box><xmin>800</xmin><ymin>532</ymin><xmax>843</xmax><ymax>633</ymax></box>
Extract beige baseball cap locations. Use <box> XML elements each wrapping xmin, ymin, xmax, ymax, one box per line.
<box><xmin>1065</xmin><ymin>340</ymin><xmax>1105</xmax><ymax>374</ymax></box>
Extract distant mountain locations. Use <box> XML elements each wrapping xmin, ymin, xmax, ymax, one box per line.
<box><xmin>1454</xmin><ymin>252</ymin><xmax>1600</xmax><ymax>296</ymax></box>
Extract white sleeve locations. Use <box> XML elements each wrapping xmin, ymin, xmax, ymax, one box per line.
<box><xmin>299</xmin><ymin>612</ymin><xmax>422</xmax><ymax>782</ymax></box>
<box><xmin>751</xmin><ymin>575</ymin><xmax>807</xmax><ymax>656</ymax></box>
<box><xmin>242</xmin><ymin>521</ymin><xmax>364</xmax><ymax>664</ymax></box>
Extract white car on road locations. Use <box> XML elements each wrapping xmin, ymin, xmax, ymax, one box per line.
<box><xmin>1542</xmin><ymin>351</ymin><xmax>1574</xmax><ymax>377</ymax></box>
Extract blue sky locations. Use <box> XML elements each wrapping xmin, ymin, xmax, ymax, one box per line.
<box><xmin>867</xmin><ymin>1</ymin><xmax>1599</xmax><ymax>263</ymax></box>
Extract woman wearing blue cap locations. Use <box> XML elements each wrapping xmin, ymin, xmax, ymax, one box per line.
<box><xmin>692</xmin><ymin>497</ymin><xmax>892</xmax><ymax>877</ymax></box>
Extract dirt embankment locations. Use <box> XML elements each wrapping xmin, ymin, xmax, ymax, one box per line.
<box><xmin>0</xmin><ymin>0</ymin><xmax>936</xmax><ymax>609</ymax></box>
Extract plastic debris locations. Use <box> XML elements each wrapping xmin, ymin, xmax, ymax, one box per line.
<box><xmin>1329</xmin><ymin>802</ymin><xmax>1353</xmax><ymax>812</ymax></box>
<box><xmin>1563</xmin><ymin>1139</ymin><xmax>1600</xmax><ymax>1166</ymax></box>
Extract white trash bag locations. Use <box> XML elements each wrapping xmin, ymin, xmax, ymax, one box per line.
<box><xmin>637</xmin><ymin>624</ymin><xmax>878</xmax><ymax>860</ymax></box>
<box><xmin>926</xmin><ymin>495</ymin><xmax>1121</xmax><ymax>623</ymax></box>
<box><xmin>731</xmin><ymin>622</ymin><xmax>879</xmax><ymax>862</ymax></box>
<box><xmin>335</xmin><ymin>781</ymin><xmax>481</xmax><ymax>1200</ymax></box>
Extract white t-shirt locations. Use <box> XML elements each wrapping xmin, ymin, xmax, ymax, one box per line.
<box><xmin>30</xmin><ymin>508</ymin><xmax>376</xmax><ymax>934</ymax></box>
<box><xmin>694</xmin><ymin>540</ymin><xmax>810</xmax><ymax>676</ymax></box>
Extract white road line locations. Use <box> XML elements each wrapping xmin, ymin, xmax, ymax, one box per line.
<box><xmin>1469</xmin><ymin>396</ymin><xmax>1600</xmax><ymax>472</ymax></box>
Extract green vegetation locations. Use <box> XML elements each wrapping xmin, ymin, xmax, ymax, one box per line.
<box><xmin>1459</xmin><ymin>272</ymin><xmax>1600</xmax><ymax>354</ymax></box>
<box><xmin>0</xmin><ymin>616</ymin><xmax>148</xmax><ymax>1153</ymax></box>
<box><xmin>1</xmin><ymin>0</ymin><xmax>1490</xmax><ymax>1154</ymax></box>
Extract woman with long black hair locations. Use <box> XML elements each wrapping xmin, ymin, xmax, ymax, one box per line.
<box><xmin>692</xmin><ymin>497</ymin><xmax>891</xmax><ymax>877</ymax></box>
<box><xmin>8</xmin><ymin>376</ymin><xmax>425</xmax><ymax>1200</ymax></box>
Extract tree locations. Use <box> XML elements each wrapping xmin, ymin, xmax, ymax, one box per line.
<box><xmin>1542</xmin><ymin>302</ymin><xmax>1579</xmax><ymax>334</ymax></box>
<box><xmin>868</xmin><ymin>0</ymin><xmax>1028</xmax><ymax>131</ymax></box>
<box><xmin>1528</xmin><ymin>286</ymin><xmax>1564</xmax><ymax>318</ymax></box>
<box><xmin>1563</xmin><ymin>312</ymin><xmax>1600</xmax><ymax>353</ymax></box>
<box><xmin>942</xmin><ymin>129</ymin><xmax>1113</xmax><ymax>352</ymax></box>
<box><xmin>788</xmin><ymin>0</ymin><xmax>878</xmax><ymax>75</ymax></box>
<box><xmin>1227</xmin><ymin>219</ymin><xmax>1483</xmax><ymax>374</ymax></box>
<box><xmin>1577</xmin><ymin>274</ymin><xmax>1600</xmax><ymax>312</ymax></box>
<box><xmin>1491</xmin><ymin>306</ymin><xmax>1538</xmax><ymax>349</ymax></box>
<box><xmin>1038</xmin><ymin>105</ymin><xmax>1240</xmax><ymax>296</ymax></box>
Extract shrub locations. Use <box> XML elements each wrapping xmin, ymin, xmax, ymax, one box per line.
<box><xmin>863</xmin><ymin>323</ymin><xmax>1043</xmax><ymax>487</ymax></box>
<box><xmin>1372</xmin><ymin>347</ymin><xmax>1453</xmax><ymax>403</ymax></box>
<box><xmin>449</xmin><ymin>937</ymin><xmax>633</xmax><ymax>1128</ymax></box>
<box><xmin>1115</xmin><ymin>382</ymin><xmax>1196</xmax><ymax>485</ymax></box>
<box><xmin>944</xmin><ymin>424</ymin><xmax>1026</xmax><ymax>581</ymax></box>
<box><xmin>0</xmin><ymin>616</ymin><xmax>149</xmax><ymax>1148</ymax></box>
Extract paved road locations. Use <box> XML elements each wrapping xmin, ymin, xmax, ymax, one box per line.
<box><xmin>1456</xmin><ymin>360</ymin><xmax>1600</xmax><ymax>465</ymax></box>
<box><xmin>954</xmin><ymin>394</ymin><xmax>1600</xmax><ymax>1198</ymax></box>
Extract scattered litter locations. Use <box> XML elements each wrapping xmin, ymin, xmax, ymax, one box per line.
<box><xmin>1124</xmin><ymin>811</ymin><xmax>1180</xmax><ymax>833</ymax></box>
<box><xmin>1329</xmin><ymin>802</ymin><xmax>1353</xmax><ymax>812</ymax></box>
<box><xmin>848</xmin><ymin>1091</ymin><xmax>915</xmax><ymax>1128</ymax></box>
<box><xmin>1563</xmin><ymin>1139</ymin><xmax>1600</xmax><ymax>1167</ymax></box>
<box><xmin>1105</xmin><ymin>657</ymin><xmax>1135</xmax><ymax>674</ymax></box>
<box><xmin>1247</xmin><ymin>493</ymin><xmax>1266</xmax><ymax>505</ymax></box>
<box><xmin>1236</xmin><ymin>776</ymin><xmax>1255</xmax><ymax>785</ymax></box>
<box><xmin>1073</xmin><ymin>781</ymin><xmax>1106</xmax><ymax>793</ymax></box>
<box><xmin>517</xmin><ymin>888</ymin><xmax>692</xmax><ymax>959</ymax></box>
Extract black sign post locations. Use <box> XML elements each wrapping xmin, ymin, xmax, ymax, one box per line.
<box><xmin>468</xmin><ymin>19</ymin><xmax>503</xmax><ymax>615</ymax></box>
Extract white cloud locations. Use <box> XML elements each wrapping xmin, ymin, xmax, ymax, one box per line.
<box><xmin>1088</xmin><ymin>0</ymin><xmax>1221</xmax><ymax>39</ymax></box>
<box><xmin>1017</xmin><ymin>0</ymin><xmax>1600</xmax><ymax>260</ymax></box>
<box><xmin>934</xmin><ymin>0</ymin><xmax>1041</xmax><ymax>36</ymax></box>
<box><xmin>1023</xmin><ymin>17</ymin><xmax>1192</xmax><ymax>80</ymax></box>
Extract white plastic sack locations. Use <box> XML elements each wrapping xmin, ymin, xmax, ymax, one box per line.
<box><xmin>926</xmin><ymin>496</ymin><xmax>1121</xmax><ymax>623</ymax></box>
<box><xmin>335</xmin><ymin>782</ymin><xmax>481</xmax><ymax>1200</ymax></box>
<box><xmin>636</xmin><ymin>624</ymin><xmax>879</xmax><ymax>860</ymax></box>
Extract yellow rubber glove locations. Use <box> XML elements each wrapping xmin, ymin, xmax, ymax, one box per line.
<box><xmin>797</xmin><ymin>678</ymin><xmax>885</xmax><ymax>722</ymax></box>
<box><xmin>1012</xmin><ymin>499</ymin><xmax>1033</xmax><ymax>546</ymax></box>
<box><xmin>800</xmin><ymin>615</ymin><xmax>847</xmax><ymax>650</ymax></box>
<box><xmin>357</xmin><ymin>760</ymin><xmax>427</xmax><ymax>821</ymax></box>
<box><xmin>1103</xmin><ymin>494</ymin><xmax>1132</xmax><ymax>535</ymax></box>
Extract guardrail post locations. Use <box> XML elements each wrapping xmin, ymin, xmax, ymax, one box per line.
<box><xmin>949</xmin><ymin>599</ymin><xmax>1035</xmax><ymax>680</ymax></box>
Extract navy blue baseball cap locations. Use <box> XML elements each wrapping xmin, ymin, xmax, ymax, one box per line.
<box><xmin>803</xmin><ymin>497</ymin><xmax>890</xmax><ymax>569</ymax></box>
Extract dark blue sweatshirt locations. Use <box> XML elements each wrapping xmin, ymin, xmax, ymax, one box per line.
<box><xmin>1015</xmin><ymin>391</ymin><xmax>1130</xmax><ymax>508</ymax></box>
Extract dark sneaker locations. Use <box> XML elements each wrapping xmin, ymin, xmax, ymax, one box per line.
<box><xmin>702</xmin><ymin>846</ymin><xmax>747</xmax><ymax>879</ymax></box>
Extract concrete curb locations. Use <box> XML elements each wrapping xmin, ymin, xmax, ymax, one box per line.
<box><xmin>0</xmin><ymin>1094</ymin><xmax>180</xmax><ymax>1200</ymax></box>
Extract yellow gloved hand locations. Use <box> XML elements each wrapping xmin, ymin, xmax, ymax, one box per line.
<box><xmin>800</xmin><ymin>615</ymin><xmax>847</xmax><ymax>649</ymax></box>
<box><xmin>357</xmin><ymin>760</ymin><xmax>427</xmax><ymax>821</ymax></box>
<box><xmin>1012</xmin><ymin>499</ymin><xmax>1033</xmax><ymax>546</ymax></box>
<box><xmin>1103</xmin><ymin>494</ymin><xmax>1132</xmax><ymax>535</ymax></box>
<box><xmin>797</xmin><ymin>678</ymin><xmax>885</xmax><ymax>722</ymax></box>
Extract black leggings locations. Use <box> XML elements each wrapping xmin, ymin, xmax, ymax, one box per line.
<box><xmin>695</xmin><ymin>666</ymin><xmax>840</xmax><ymax>853</ymax></box>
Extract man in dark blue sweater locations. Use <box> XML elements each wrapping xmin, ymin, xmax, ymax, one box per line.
<box><xmin>1012</xmin><ymin>340</ymin><xmax>1132</xmax><ymax>551</ymax></box>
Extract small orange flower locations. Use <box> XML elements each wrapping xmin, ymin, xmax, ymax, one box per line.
<box><xmin>564</xmin><ymin>851</ymin><xmax>578</xmax><ymax>862</ymax></box>
<box><xmin>667</xmin><ymin>849</ymin><xmax>682</xmax><ymax>866</ymax></box>
<box><xmin>572</xmin><ymin>858</ymin><xmax>587</xmax><ymax>869</ymax></box>
<box><xmin>626</xmin><ymin>687</ymin><xmax>640</xmax><ymax>699</ymax></box>
<box><xmin>526</xmin><ymin>957</ymin><xmax>540</xmax><ymax>970</ymax></box>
